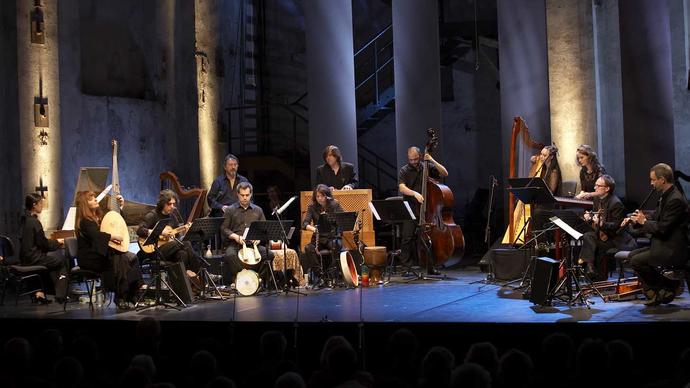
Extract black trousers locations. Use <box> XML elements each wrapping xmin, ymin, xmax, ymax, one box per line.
<box><xmin>629</xmin><ymin>247</ymin><xmax>683</xmax><ymax>291</ymax></box>
<box><xmin>399</xmin><ymin>220</ymin><xmax>419</xmax><ymax>267</ymax></box>
<box><xmin>579</xmin><ymin>231</ymin><xmax>616</xmax><ymax>272</ymax></box>
<box><xmin>301</xmin><ymin>238</ymin><xmax>341</xmax><ymax>273</ymax></box>
<box><xmin>158</xmin><ymin>240</ymin><xmax>201</xmax><ymax>274</ymax></box>
<box><xmin>223</xmin><ymin>243</ymin><xmax>274</xmax><ymax>286</ymax></box>
<box><xmin>29</xmin><ymin>251</ymin><xmax>68</xmax><ymax>299</ymax></box>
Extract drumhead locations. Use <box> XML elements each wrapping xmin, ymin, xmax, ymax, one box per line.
<box><xmin>339</xmin><ymin>251</ymin><xmax>359</xmax><ymax>287</ymax></box>
<box><xmin>236</xmin><ymin>269</ymin><xmax>260</xmax><ymax>296</ymax></box>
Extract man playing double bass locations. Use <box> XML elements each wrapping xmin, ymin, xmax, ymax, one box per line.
<box><xmin>398</xmin><ymin>146</ymin><xmax>449</xmax><ymax>273</ymax></box>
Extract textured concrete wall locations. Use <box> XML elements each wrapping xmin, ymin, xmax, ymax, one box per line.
<box><xmin>619</xmin><ymin>0</ymin><xmax>675</xmax><ymax>203</ymax></box>
<box><xmin>0</xmin><ymin>1</ymin><xmax>22</xmax><ymax>235</ymax></box>
<box><xmin>17</xmin><ymin>0</ymin><xmax>63</xmax><ymax>229</ymax></box>
<box><xmin>392</xmin><ymin>0</ymin><xmax>442</xmax><ymax>168</ymax></box>
<box><xmin>59</xmin><ymin>0</ymin><xmax>200</xmax><ymax>214</ymax></box>
<box><xmin>593</xmin><ymin>0</ymin><xmax>625</xmax><ymax>195</ymax></box>
<box><xmin>670</xmin><ymin>0</ymin><xmax>690</xmax><ymax>192</ymax></box>
<box><xmin>497</xmin><ymin>0</ymin><xmax>551</xmax><ymax>179</ymax></box>
<box><xmin>546</xmin><ymin>0</ymin><xmax>598</xmax><ymax>189</ymax></box>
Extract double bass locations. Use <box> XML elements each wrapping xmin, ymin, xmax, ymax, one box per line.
<box><xmin>418</xmin><ymin>128</ymin><xmax>465</xmax><ymax>267</ymax></box>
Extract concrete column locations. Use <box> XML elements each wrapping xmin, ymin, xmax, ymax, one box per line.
<box><xmin>546</xmin><ymin>0</ymin><xmax>597</xmax><ymax>189</ymax></box>
<box><xmin>304</xmin><ymin>0</ymin><xmax>358</xmax><ymax>183</ymax></box>
<box><xmin>619</xmin><ymin>0</ymin><xmax>675</xmax><ymax>202</ymax></box>
<box><xmin>195</xmin><ymin>0</ymin><xmax>222</xmax><ymax>189</ymax></box>
<box><xmin>392</xmin><ymin>0</ymin><xmax>442</xmax><ymax>167</ymax></box>
<box><xmin>17</xmin><ymin>0</ymin><xmax>62</xmax><ymax>229</ymax></box>
<box><xmin>497</xmin><ymin>0</ymin><xmax>551</xmax><ymax>177</ymax></box>
<box><xmin>593</xmin><ymin>0</ymin><xmax>625</xmax><ymax>194</ymax></box>
<box><xmin>670</xmin><ymin>0</ymin><xmax>690</xmax><ymax>193</ymax></box>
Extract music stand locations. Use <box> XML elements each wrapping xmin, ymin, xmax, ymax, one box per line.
<box><xmin>506</xmin><ymin>177</ymin><xmax>556</xmax><ymax>245</ymax></box>
<box><xmin>369</xmin><ymin>199</ymin><xmax>416</xmax><ymax>280</ymax></box>
<box><xmin>182</xmin><ymin>217</ymin><xmax>226</xmax><ymax>300</ymax></box>
<box><xmin>547</xmin><ymin>216</ymin><xmax>605</xmax><ymax>307</ymax></box>
<box><xmin>136</xmin><ymin>219</ymin><xmax>187</xmax><ymax>311</ymax></box>
<box><xmin>243</xmin><ymin>220</ymin><xmax>294</xmax><ymax>295</ymax></box>
<box><xmin>317</xmin><ymin>212</ymin><xmax>357</xmax><ymax>286</ymax></box>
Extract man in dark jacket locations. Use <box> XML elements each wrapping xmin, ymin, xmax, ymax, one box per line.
<box><xmin>627</xmin><ymin>163</ymin><xmax>689</xmax><ymax>305</ymax></box>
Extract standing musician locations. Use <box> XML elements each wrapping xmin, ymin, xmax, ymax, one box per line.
<box><xmin>397</xmin><ymin>146</ymin><xmax>449</xmax><ymax>271</ymax></box>
<box><xmin>208</xmin><ymin>153</ymin><xmax>250</xmax><ymax>216</ymax></box>
<box><xmin>301</xmin><ymin>184</ymin><xmax>344</xmax><ymax>286</ymax></box>
<box><xmin>625</xmin><ymin>163</ymin><xmax>689</xmax><ymax>306</ymax></box>
<box><xmin>577</xmin><ymin>175</ymin><xmax>636</xmax><ymax>280</ymax></box>
<box><xmin>18</xmin><ymin>193</ymin><xmax>69</xmax><ymax>304</ymax></box>
<box><xmin>74</xmin><ymin>191</ymin><xmax>142</xmax><ymax>309</ymax></box>
<box><xmin>136</xmin><ymin>189</ymin><xmax>201</xmax><ymax>280</ymax></box>
<box><xmin>221</xmin><ymin>182</ymin><xmax>273</xmax><ymax>285</ymax></box>
<box><xmin>315</xmin><ymin>145</ymin><xmax>358</xmax><ymax>191</ymax></box>
<box><xmin>574</xmin><ymin>144</ymin><xmax>606</xmax><ymax>199</ymax></box>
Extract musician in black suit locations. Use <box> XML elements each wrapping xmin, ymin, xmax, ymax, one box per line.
<box><xmin>136</xmin><ymin>190</ymin><xmax>201</xmax><ymax>279</ymax></box>
<box><xmin>221</xmin><ymin>182</ymin><xmax>273</xmax><ymax>285</ymax></box>
<box><xmin>626</xmin><ymin>163</ymin><xmax>690</xmax><ymax>305</ymax></box>
<box><xmin>315</xmin><ymin>145</ymin><xmax>358</xmax><ymax>190</ymax></box>
<box><xmin>301</xmin><ymin>184</ymin><xmax>344</xmax><ymax>284</ymax></box>
<box><xmin>397</xmin><ymin>146</ymin><xmax>448</xmax><ymax>271</ymax></box>
<box><xmin>208</xmin><ymin>153</ymin><xmax>250</xmax><ymax>216</ymax></box>
<box><xmin>578</xmin><ymin>175</ymin><xmax>636</xmax><ymax>280</ymax></box>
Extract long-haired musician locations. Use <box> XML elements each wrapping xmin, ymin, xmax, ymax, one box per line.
<box><xmin>315</xmin><ymin>145</ymin><xmax>358</xmax><ymax>191</ymax></box>
<box><xmin>18</xmin><ymin>193</ymin><xmax>69</xmax><ymax>304</ymax></box>
<box><xmin>74</xmin><ymin>191</ymin><xmax>142</xmax><ymax>309</ymax></box>
<box><xmin>301</xmin><ymin>184</ymin><xmax>344</xmax><ymax>286</ymax></box>
<box><xmin>136</xmin><ymin>190</ymin><xmax>201</xmax><ymax>280</ymax></box>
<box><xmin>574</xmin><ymin>144</ymin><xmax>606</xmax><ymax>200</ymax></box>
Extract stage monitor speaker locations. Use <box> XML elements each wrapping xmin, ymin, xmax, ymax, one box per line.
<box><xmin>529</xmin><ymin>257</ymin><xmax>560</xmax><ymax>305</ymax></box>
<box><xmin>490</xmin><ymin>248</ymin><xmax>530</xmax><ymax>280</ymax></box>
<box><xmin>166</xmin><ymin>261</ymin><xmax>194</xmax><ymax>304</ymax></box>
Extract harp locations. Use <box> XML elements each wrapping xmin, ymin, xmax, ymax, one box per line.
<box><xmin>159</xmin><ymin>171</ymin><xmax>208</xmax><ymax>223</ymax></box>
<box><xmin>502</xmin><ymin>117</ymin><xmax>545</xmax><ymax>244</ymax></box>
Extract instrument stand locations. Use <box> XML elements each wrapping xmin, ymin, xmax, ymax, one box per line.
<box><xmin>183</xmin><ymin>217</ymin><xmax>227</xmax><ymax>300</ymax></box>
<box><xmin>547</xmin><ymin>216</ymin><xmax>605</xmax><ymax>307</ymax></box>
<box><xmin>484</xmin><ymin>175</ymin><xmax>499</xmax><ymax>249</ymax></box>
<box><xmin>243</xmin><ymin>220</ymin><xmax>296</xmax><ymax>296</ymax></box>
<box><xmin>136</xmin><ymin>220</ymin><xmax>186</xmax><ymax>311</ymax></box>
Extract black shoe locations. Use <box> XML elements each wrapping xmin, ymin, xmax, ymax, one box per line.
<box><xmin>32</xmin><ymin>295</ymin><xmax>53</xmax><ymax>305</ymax></box>
<box><xmin>658</xmin><ymin>288</ymin><xmax>676</xmax><ymax>304</ymax></box>
<box><xmin>427</xmin><ymin>268</ymin><xmax>441</xmax><ymax>276</ymax></box>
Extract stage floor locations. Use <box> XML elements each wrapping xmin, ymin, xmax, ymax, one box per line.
<box><xmin>2</xmin><ymin>268</ymin><xmax>689</xmax><ymax>323</ymax></box>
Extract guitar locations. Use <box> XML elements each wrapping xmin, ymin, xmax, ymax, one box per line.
<box><xmin>238</xmin><ymin>240</ymin><xmax>261</xmax><ymax>265</ymax></box>
<box><xmin>138</xmin><ymin>222</ymin><xmax>192</xmax><ymax>254</ymax></box>
<box><xmin>100</xmin><ymin>139</ymin><xmax>131</xmax><ymax>253</ymax></box>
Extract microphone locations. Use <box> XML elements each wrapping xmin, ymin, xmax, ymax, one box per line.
<box><xmin>273</xmin><ymin>195</ymin><xmax>297</xmax><ymax>216</ymax></box>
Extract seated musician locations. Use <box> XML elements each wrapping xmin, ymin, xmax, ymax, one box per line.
<box><xmin>301</xmin><ymin>184</ymin><xmax>344</xmax><ymax>286</ymax></box>
<box><xmin>136</xmin><ymin>189</ymin><xmax>201</xmax><ymax>280</ymax></box>
<box><xmin>208</xmin><ymin>153</ymin><xmax>250</xmax><ymax>216</ymax></box>
<box><xmin>398</xmin><ymin>146</ymin><xmax>448</xmax><ymax>273</ymax></box>
<box><xmin>530</xmin><ymin>145</ymin><xmax>563</xmax><ymax>232</ymax></box>
<box><xmin>574</xmin><ymin>144</ymin><xmax>606</xmax><ymax>200</ymax></box>
<box><xmin>625</xmin><ymin>163</ymin><xmax>689</xmax><ymax>306</ymax></box>
<box><xmin>18</xmin><ymin>193</ymin><xmax>69</xmax><ymax>304</ymax></box>
<box><xmin>74</xmin><ymin>191</ymin><xmax>142</xmax><ymax>309</ymax></box>
<box><xmin>221</xmin><ymin>182</ymin><xmax>273</xmax><ymax>285</ymax></box>
<box><xmin>577</xmin><ymin>175</ymin><xmax>636</xmax><ymax>281</ymax></box>
<box><xmin>315</xmin><ymin>145</ymin><xmax>358</xmax><ymax>191</ymax></box>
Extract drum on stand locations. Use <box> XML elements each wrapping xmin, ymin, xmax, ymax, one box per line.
<box><xmin>363</xmin><ymin>246</ymin><xmax>387</xmax><ymax>284</ymax></box>
<box><xmin>235</xmin><ymin>269</ymin><xmax>261</xmax><ymax>296</ymax></box>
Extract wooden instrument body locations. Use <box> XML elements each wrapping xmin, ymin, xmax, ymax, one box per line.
<box><xmin>339</xmin><ymin>250</ymin><xmax>359</xmax><ymax>287</ymax></box>
<box><xmin>417</xmin><ymin>128</ymin><xmax>465</xmax><ymax>267</ymax></box>
<box><xmin>137</xmin><ymin>223</ymin><xmax>190</xmax><ymax>254</ymax></box>
<box><xmin>239</xmin><ymin>240</ymin><xmax>261</xmax><ymax>265</ymax></box>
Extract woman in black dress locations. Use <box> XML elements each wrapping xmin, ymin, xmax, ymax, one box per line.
<box><xmin>574</xmin><ymin>144</ymin><xmax>606</xmax><ymax>200</ymax></box>
<box><xmin>301</xmin><ymin>184</ymin><xmax>343</xmax><ymax>285</ymax></box>
<box><xmin>74</xmin><ymin>191</ymin><xmax>142</xmax><ymax>309</ymax></box>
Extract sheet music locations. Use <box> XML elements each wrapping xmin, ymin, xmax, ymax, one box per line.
<box><xmin>549</xmin><ymin>216</ymin><xmax>583</xmax><ymax>240</ymax></box>
<box><xmin>368</xmin><ymin>202</ymin><xmax>381</xmax><ymax>221</ymax></box>
<box><xmin>61</xmin><ymin>207</ymin><xmax>77</xmax><ymax>230</ymax></box>
<box><xmin>97</xmin><ymin>185</ymin><xmax>112</xmax><ymax>202</ymax></box>
<box><xmin>403</xmin><ymin>201</ymin><xmax>417</xmax><ymax>221</ymax></box>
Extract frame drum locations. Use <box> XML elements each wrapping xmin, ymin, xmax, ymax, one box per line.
<box><xmin>235</xmin><ymin>269</ymin><xmax>261</xmax><ymax>296</ymax></box>
<box><xmin>363</xmin><ymin>246</ymin><xmax>387</xmax><ymax>284</ymax></box>
<box><xmin>339</xmin><ymin>251</ymin><xmax>359</xmax><ymax>287</ymax></box>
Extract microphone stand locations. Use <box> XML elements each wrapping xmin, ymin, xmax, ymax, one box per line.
<box><xmin>273</xmin><ymin>197</ymin><xmax>305</xmax><ymax>296</ymax></box>
<box><xmin>484</xmin><ymin>175</ymin><xmax>498</xmax><ymax>246</ymax></box>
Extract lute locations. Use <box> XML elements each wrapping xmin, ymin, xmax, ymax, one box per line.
<box><xmin>138</xmin><ymin>223</ymin><xmax>191</xmax><ymax>254</ymax></box>
<box><xmin>100</xmin><ymin>139</ymin><xmax>130</xmax><ymax>253</ymax></box>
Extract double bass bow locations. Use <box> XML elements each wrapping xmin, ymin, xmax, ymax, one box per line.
<box><xmin>417</xmin><ymin>128</ymin><xmax>465</xmax><ymax>268</ymax></box>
